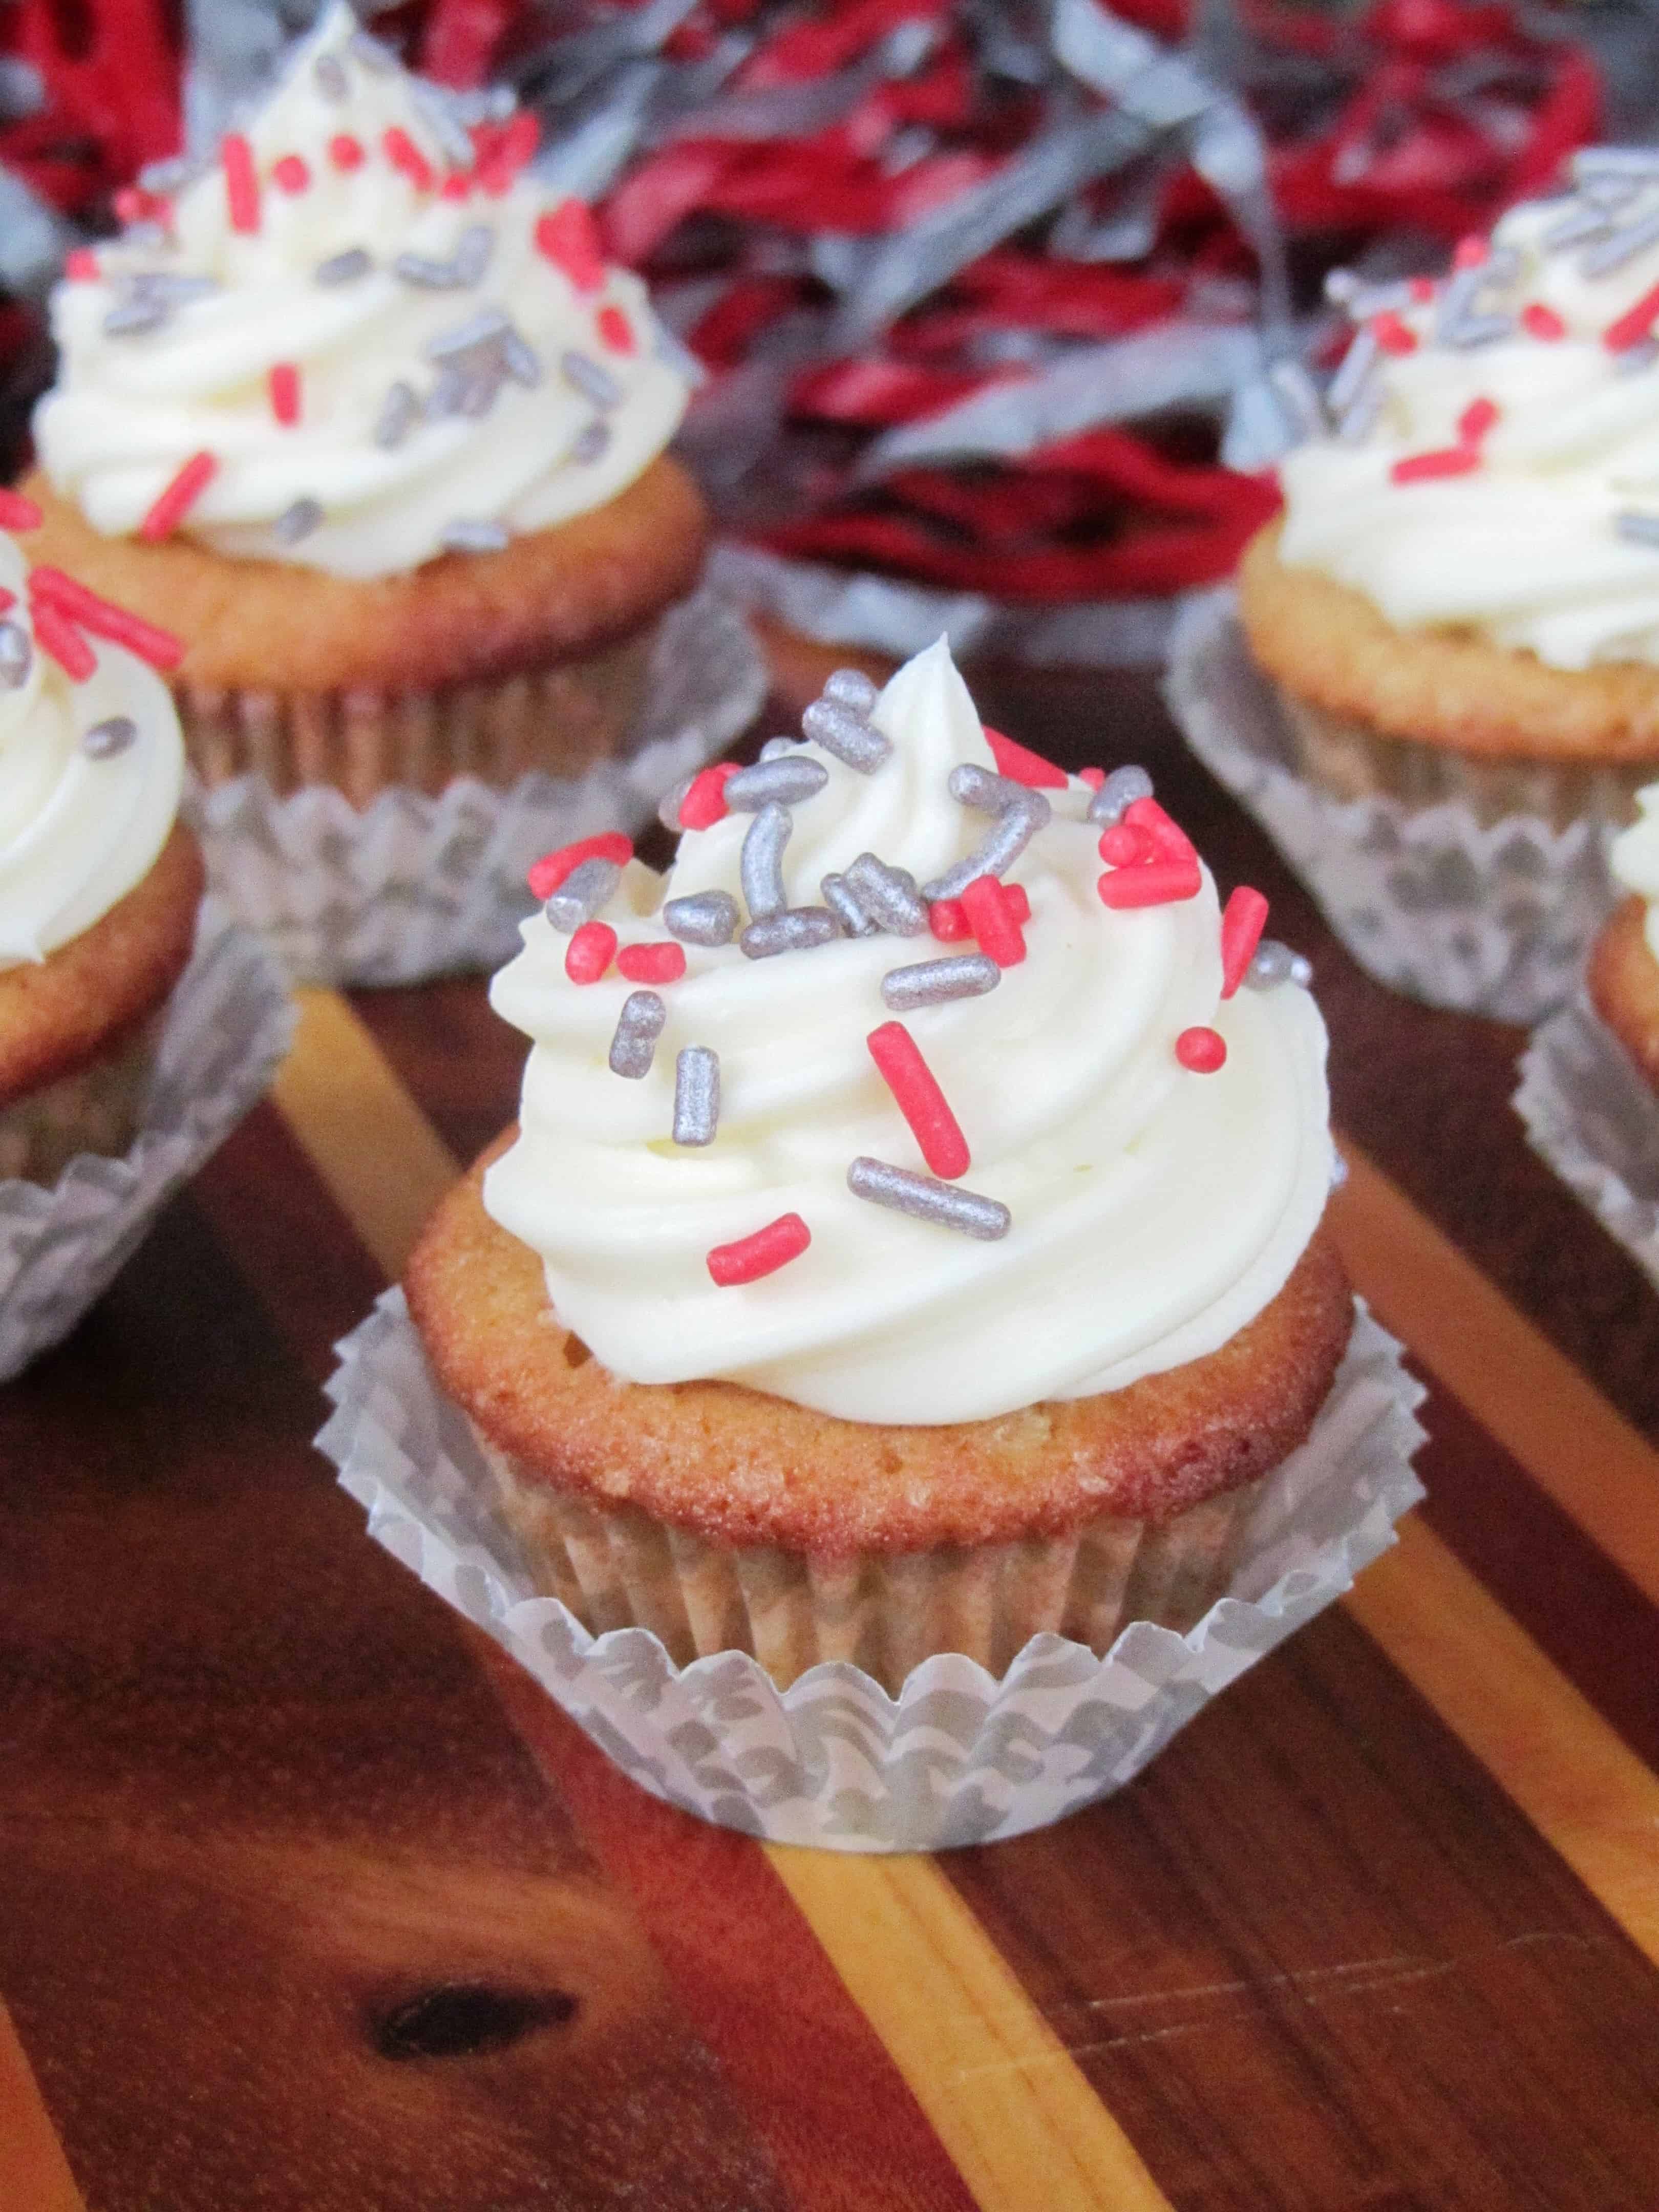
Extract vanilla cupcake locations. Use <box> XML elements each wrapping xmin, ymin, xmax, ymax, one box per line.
<box><xmin>24</xmin><ymin>1</ymin><xmax>705</xmax><ymax>807</ymax></box>
<box><xmin>0</xmin><ymin>499</ymin><xmax>202</xmax><ymax>1182</ymax></box>
<box><xmin>406</xmin><ymin>639</ymin><xmax>1352</xmax><ymax>1693</ymax></box>
<box><xmin>1241</xmin><ymin>150</ymin><xmax>1659</xmax><ymax>829</ymax></box>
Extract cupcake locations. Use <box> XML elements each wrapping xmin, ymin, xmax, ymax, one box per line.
<box><xmin>405</xmin><ymin>637</ymin><xmax>1354</xmax><ymax>1695</ymax></box>
<box><xmin>0</xmin><ymin>492</ymin><xmax>202</xmax><ymax>1183</ymax></box>
<box><xmin>22</xmin><ymin>0</ymin><xmax>706</xmax><ymax>809</ymax></box>
<box><xmin>1240</xmin><ymin>154</ymin><xmax>1659</xmax><ymax>830</ymax></box>
<box><xmin>1589</xmin><ymin>785</ymin><xmax>1659</xmax><ymax>1081</ymax></box>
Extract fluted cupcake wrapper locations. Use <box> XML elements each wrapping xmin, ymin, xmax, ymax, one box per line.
<box><xmin>0</xmin><ymin>902</ymin><xmax>294</xmax><ymax>1382</ymax></box>
<box><xmin>317</xmin><ymin>1292</ymin><xmax>1426</xmax><ymax>1852</ymax></box>
<box><xmin>187</xmin><ymin>586</ymin><xmax>768</xmax><ymax>987</ymax></box>
<box><xmin>1166</xmin><ymin>590</ymin><xmax>1621</xmax><ymax>1025</ymax></box>
<box><xmin>1516</xmin><ymin>995</ymin><xmax>1659</xmax><ymax>1288</ymax></box>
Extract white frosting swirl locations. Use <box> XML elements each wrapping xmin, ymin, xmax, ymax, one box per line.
<box><xmin>0</xmin><ymin>533</ymin><xmax>185</xmax><ymax>968</ymax></box>
<box><xmin>33</xmin><ymin>2</ymin><xmax>690</xmax><ymax>580</ymax></box>
<box><xmin>483</xmin><ymin>640</ymin><xmax>1334</xmax><ymax>1425</ymax></box>
<box><xmin>1278</xmin><ymin>180</ymin><xmax>1659</xmax><ymax>670</ymax></box>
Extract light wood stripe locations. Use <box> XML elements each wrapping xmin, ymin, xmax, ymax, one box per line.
<box><xmin>0</xmin><ymin>2005</ymin><xmax>85</xmax><ymax>2212</ymax></box>
<box><xmin>1344</xmin><ymin>1518</ymin><xmax>1659</xmax><ymax>1964</ymax></box>
<box><xmin>1330</xmin><ymin>1143</ymin><xmax>1659</xmax><ymax>1609</ymax></box>
<box><xmin>274</xmin><ymin>988</ymin><xmax>1171</xmax><ymax>2212</ymax></box>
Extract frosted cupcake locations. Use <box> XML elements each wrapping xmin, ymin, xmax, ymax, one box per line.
<box><xmin>23</xmin><ymin>1</ymin><xmax>705</xmax><ymax>807</ymax></box>
<box><xmin>1240</xmin><ymin>150</ymin><xmax>1659</xmax><ymax>830</ymax></box>
<box><xmin>406</xmin><ymin>640</ymin><xmax>1353</xmax><ymax>1694</ymax></box>
<box><xmin>0</xmin><ymin>494</ymin><xmax>202</xmax><ymax>1182</ymax></box>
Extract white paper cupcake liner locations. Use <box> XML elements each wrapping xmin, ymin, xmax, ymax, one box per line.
<box><xmin>316</xmin><ymin>1292</ymin><xmax>1426</xmax><ymax>1852</ymax></box>
<box><xmin>1165</xmin><ymin>590</ymin><xmax>1618</xmax><ymax>1024</ymax></box>
<box><xmin>1515</xmin><ymin>994</ymin><xmax>1659</xmax><ymax>1285</ymax></box>
<box><xmin>189</xmin><ymin>585</ymin><xmax>768</xmax><ymax>987</ymax></box>
<box><xmin>0</xmin><ymin>900</ymin><xmax>294</xmax><ymax>1381</ymax></box>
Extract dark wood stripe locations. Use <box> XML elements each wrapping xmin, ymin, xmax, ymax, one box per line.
<box><xmin>941</xmin><ymin>1602</ymin><xmax>1659</xmax><ymax>2212</ymax></box>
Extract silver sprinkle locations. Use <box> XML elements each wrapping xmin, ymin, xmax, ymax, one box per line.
<box><xmin>948</xmin><ymin>762</ymin><xmax>1029</xmax><ymax>816</ymax></box>
<box><xmin>1617</xmin><ymin>511</ymin><xmax>1659</xmax><ymax>548</ymax></box>
<box><xmin>741</xmin><ymin>801</ymin><xmax>791</xmax><ymax>920</ymax></box>
<box><xmin>349</xmin><ymin>30</ymin><xmax>395</xmax><ymax>72</ymax></box>
<box><xmin>103</xmin><ymin>297</ymin><xmax>167</xmax><ymax>337</ymax></box>
<box><xmin>134</xmin><ymin>271</ymin><xmax>216</xmax><ymax>303</ymax></box>
<box><xmin>0</xmin><ymin>621</ymin><xmax>30</xmax><ymax>688</ymax></box>
<box><xmin>881</xmin><ymin>954</ymin><xmax>1000</xmax><ymax>1010</ymax></box>
<box><xmin>821</xmin><ymin>873</ymin><xmax>877</xmax><ymax>937</ymax></box>
<box><xmin>396</xmin><ymin>252</ymin><xmax>467</xmax><ymax>291</ymax></box>
<box><xmin>1326</xmin><ymin>326</ymin><xmax>1378</xmax><ymax>417</ymax></box>
<box><xmin>428</xmin><ymin>308</ymin><xmax>511</xmax><ymax>359</ymax></box>
<box><xmin>824</xmin><ymin>667</ymin><xmax>879</xmax><ymax>714</ymax></box>
<box><xmin>1087</xmin><ymin>764</ymin><xmax>1154</xmax><ymax>826</ymax></box>
<box><xmin>374</xmin><ymin>380</ymin><xmax>419</xmax><ymax>449</ymax></box>
<box><xmin>458</xmin><ymin>366</ymin><xmax>503</xmax><ymax>417</ymax></box>
<box><xmin>844</xmin><ymin>851</ymin><xmax>928</xmax><ymax>934</ymax></box>
<box><xmin>1245</xmin><ymin>939</ymin><xmax>1294</xmax><ymax>988</ymax></box>
<box><xmin>454</xmin><ymin>225</ymin><xmax>494</xmax><ymax>285</ymax></box>
<box><xmin>847</xmin><ymin>1157</ymin><xmax>1010</xmax><ymax>1241</ymax></box>
<box><xmin>663</xmin><ymin>890</ymin><xmax>739</xmax><ymax>946</ymax></box>
<box><xmin>426</xmin><ymin>365</ymin><xmax>469</xmax><ymax>419</ymax></box>
<box><xmin>725</xmin><ymin>756</ymin><xmax>830</xmax><ymax>810</ymax></box>
<box><xmin>1289</xmin><ymin>951</ymin><xmax>1313</xmax><ymax>987</ymax></box>
<box><xmin>801</xmin><ymin>693</ymin><xmax>891</xmax><ymax>773</ymax></box>
<box><xmin>922</xmin><ymin>790</ymin><xmax>1048</xmax><ymax>904</ymax></box>
<box><xmin>1336</xmin><ymin>382</ymin><xmax>1385</xmax><ymax>443</ymax></box>
<box><xmin>1617</xmin><ymin>338</ymin><xmax>1659</xmax><ymax>376</ymax></box>
<box><xmin>561</xmin><ymin>349</ymin><xmax>623</xmax><ymax>409</ymax></box>
<box><xmin>572</xmin><ymin>420</ymin><xmax>611</xmax><ymax>463</ymax></box>
<box><xmin>441</xmin><ymin>518</ymin><xmax>509</xmax><ymax>554</ymax></box>
<box><xmin>313</xmin><ymin>51</ymin><xmax>348</xmax><ymax>101</ymax></box>
<box><xmin>544</xmin><ymin>856</ymin><xmax>621</xmax><ymax>932</ymax></box>
<box><xmin>315</xmin><ymin>247</ymin><xmax>372</xmax><ymax>286</ymax></box>
<box><xmin>81</xmin><ymin>714</ymin><xmax>136</xmax><ymax>759</ymax></box>
<box><xmin>274</xmin><ymin>497</ymin><xmax>324</xmax><ymax>546</ymax></box>
<box><xmin>1330</xmin><ymin>1151</ymin><xmax>1350</xmax><ymax>1192</ymax></box>
<box><xmin>411</xmin><ymin>82</ymin><xmax>478</xmax><ymax>172</ymax></box>
<box><xmin>739</xmin><ymin>908</ymin><xmax>839</xmax><ymax>959</ymax></box>
<box><xmin>500</xmin><ymin>330</ymin><xmax>540</xmax><ymax>387</ymax></box>
<box><xmin>1545</xmin><ymin>200</ymin><xmax>1620</xmax><ymax>251</ymax></box>
<box><xmin>609</xmin><ymin>990</ymin><xmax>666</xmax><ymax>1078</ymax></box>
<box><xmin>673</xmin><ymin>1047</ymin><xmax>720</xmax><ymax>1146</ymax></box>
<box><xmin>1582</xmin><ymin>209</ymin><xmax>1659</xmax><ymax>278</ymax></box>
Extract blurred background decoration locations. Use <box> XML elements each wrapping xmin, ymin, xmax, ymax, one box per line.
<box><xmin>3</xmin><ymin>0</ymin><xmax>1655</xmax><ymax>662</ymax></box>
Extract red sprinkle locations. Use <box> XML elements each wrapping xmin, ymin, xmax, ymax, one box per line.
<box><xmin>536</xmin><ymin>200</ymin><xmax>606</xmax><ymax>292</ymax></box>
<box><xmin>0</xmin><ymin>588</ymin><xmax>13</xmax><ymax>612</ymax></box>
<box><xmin>0</xmin><ymin>490</ymin><xmax>42</xmax><ymax>533</ymax></box>
<box><xmin>440</xmin><ymin>173</ymin><xmax>472</xmax><ymax>200</ymax></box>
<box><xmin>29</xmin><ymin>567</ymin><xmax>182</xmax><ymax>670</ymax></box>
<box><xmin>30</xmin><ymin>599</ymin><xmax>96</xmax><ymax>680</ymax></box>
<box><xmin>1390</xmin><ymin>446</ymin><xmax>1481</xmax><ymax>484</ymax></box>
<box><xmin>272</xmin><ymin>154</ymin><xmax>310</xmax><ymax>195</ymax></box>
<box><xmin>677</xmin><ymin>761</ymin><xmax>738</xmax><ymax>830</ymax></box>
<box><xmin>1176</xmin><ymin>1027</ymin><xmax>1228</xmax><ymax>1074</ymax></box>
<box><xmin>565</xmin><ymin>921</ymin><xmax>616</xmax><ymax>984</ymax></box>
<box><xmin>1004</xmin><ymin>883</ymin><xmax>1030</xmax><ymax>926</ymax></box>
<box><xmin>63</xmin><ymin>248</ymin><xmax>99</xmax><ymax>281</ymax></box>
<box><xmin>616</xmin><ymin>941</ymin><xmax>687</xmax><ymax>985</ymax></box>
<box><xmin>1453</xmin><ymin>234</ymin><xmax>1488</xmax><ymax>270</ymax></box>
<box><xmin>269</xmin><ymin>362</ymin><xmax>301</xmax><ymax>426</ymax></box>
<box><xmin>1409</xmin><ymin>277</ymin><xmax>1436</xmax><ymax>304</ymax></box>
<box><xmin>1522</xmin><ymin>302</ymin><xmax>1567</xmax><ymax>342</ymax></box>
<box><xmin>983</xmin><ymin>726</ymin><xmax>1067</xmax><ymax>789</ymax></box>
<box><xmin>1603</xmin><ymin>282</ymin><xmax>1659</xmax><ymax>355</ymax></box>
<box><xmin>1219</xmin><ymin>886</ymin><xmax>1269</xmax><ymax>998</ymax></box>
<box><xmin>138</xmin><ymin>451</ymin><xmax>218</xmax><ymax>543</ymax></box>
<box><xmin>383</xmin><ymin>127</ymin><xmax>434</xmax><ymax>193</ymax></box>
<box><xmin>1098</xmin><ymin>823</ymin><xmax>1152</xmax><ymax>868</ymax></box>
<box><xmin>867</xmin><ymin>1022</ymin><xmax>970</xmax><ymax>1181</ymax></box>
<box><xmin>1457</xmin><ymin>396</ymin><xmax>1499</xmax><ymax>446</ymax></box>
<box><xmin>328</xmin><ymin>134</ymin><xmax>365</xmax><ymax>172</ymax></box>
<box><xmin>222</xmin><ymin>133</ymin><xmax>261</xmax><ymax>234</ymax></box>
<box><xmin>707</xmin><ymin>1213</ymin><xmax>811</xmax><ymax>1288</ymax></box>
<box><xmin>476</xmin><ymin>111</ymin><xmax>540</xmax><ymax>195</ymax></box>
<box><xmin>527</xmin><ymin>831</ymin><xmax>633</xmax><ymax>901</ymax></box>
<box><xmin>1079</xmin><ymin>767</ymin><xmax>1105</xmax><ymax>790</ymax></box>
<box><xmin>929</xmin><ymin>898</ymin><xmax>969</xmax><ymax>942</ymax></box>
<box><xmin>1123</xmin><ymin>796</ymin><xmax>1195</xmax><ymax>863</ymax></box>
<box><xmin>1098</xmin><ymin>860</ymin><xmax>1201</xmax><ymax>909</ymax></box>
<box><xmin>597</xmin><ymin>305</ymin><xmax>636</xmax><ymax>354</ymax></box>
<box><xmin>961</xmin><ymin>874</ymin><xmax>1026</xmax><ymax>967</ymax></box>
<box><xmin>1371</xmin><ymin>311</ymin><xmax>1417</xmax><ymax>357</ymax></box>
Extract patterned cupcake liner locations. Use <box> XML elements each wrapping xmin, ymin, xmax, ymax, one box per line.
<box><xmin>188</xmin><ymin>585</ymin><xmax>768</xmax><ymax>987</ymax></box>
<box><xmin>317</xmin><ymin>1292</ymin><xmax>1426</xmax><ymax>1852</ymax></box>
<box><xmin>1515</xmin><ymin>994</ymin><xmax>1659</xmax><ymax>1287</ymax></box>
<box><xmin>0</xmin><ymin>902</ymin><xmax>294</xmax><ymax>1382</ymax></box>
<box><xmin>0</xmin><ymin>1011</ymin><xmax>166</xmax><ymax>1185</ymax></box>
<box><xmin>1165</xmin><ymin>590</ymin><xmax>1619</xmax><ymax>1025</ymax></box>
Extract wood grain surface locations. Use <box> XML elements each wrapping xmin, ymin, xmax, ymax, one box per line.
<box><xmin>4</xmin><ymin>664</ymin><xmax>1659</xmax><ymax>2210</ymax></box>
